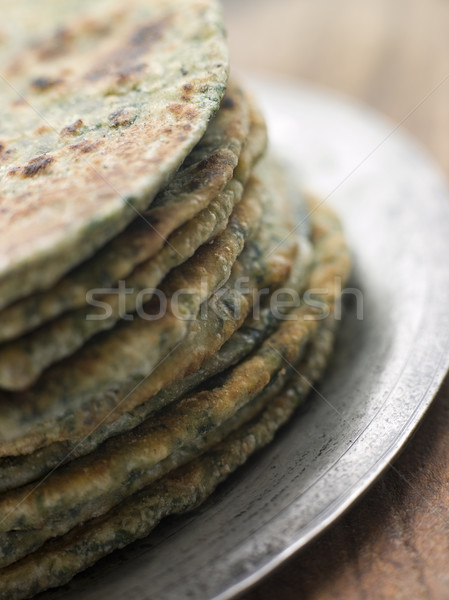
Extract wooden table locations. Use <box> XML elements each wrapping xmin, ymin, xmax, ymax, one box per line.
<box><xmin>223</xmin><ymin>1</ymin><xmax>449</xmax><ymax>598</ymax></box>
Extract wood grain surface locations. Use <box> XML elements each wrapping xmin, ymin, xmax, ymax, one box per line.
<box><xmin>223</xmin><ymin>1</ymin><xmax>449</xmax><ymax>598</ymax></box>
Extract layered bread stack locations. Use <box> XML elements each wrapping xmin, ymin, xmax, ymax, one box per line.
<box><xmin>0</xmin><ymin>0</ymin><xmax>351</xmax><ymax>597</ymax></box>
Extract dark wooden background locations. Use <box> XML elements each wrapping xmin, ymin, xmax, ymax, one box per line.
<box><xmin>223</xmin><ymin>1</ymin><xmax>449</xmax><ymax>598</ymax></box>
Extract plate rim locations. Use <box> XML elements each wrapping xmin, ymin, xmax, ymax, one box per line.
<box><xmin>214</xmin><ymin>72</ymin><xmax>449</xmax><ymax>599</ymax></box>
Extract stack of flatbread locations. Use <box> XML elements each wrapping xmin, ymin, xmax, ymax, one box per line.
<box><xmin>0</xmin><ymin>0</ymin><xmax>351</xmax><ymax>597</ymax></box>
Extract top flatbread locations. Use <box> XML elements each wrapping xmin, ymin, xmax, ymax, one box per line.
<box><xmin>0</xmin><ymin>0</ymin><xmax>228</xmax><ymax>307</ymax></box>
<box><xmin>0</xmin><ymin>83</ymin><xmax>260</xmax><ymax>344</ymax></box>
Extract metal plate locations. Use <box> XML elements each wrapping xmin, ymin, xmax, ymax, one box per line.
<box><xmin>43</xmin><ymin>76</ymin><xmax>449</xmax><ymax>600</ymax></box>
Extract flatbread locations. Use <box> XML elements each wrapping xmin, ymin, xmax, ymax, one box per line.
<box><xmin>0</xmin><ymin>0</ymin><xmax>228</xmax><ymax>308</ymax></box>
<box><xmin>0</xmin><ymin>84</ymin><xmax>266</xmax><ymax>343</ymax></box>
<box><xmin>0</xmin><ymin>170</ymin><xmax>298</xmax><ymax>456</ymax></box>
<box><xmin>0</xmin><ymin>318</ymin><xmax>337</xmax><ymax>600</ymax></box>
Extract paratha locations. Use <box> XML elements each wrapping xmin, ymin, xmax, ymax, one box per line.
<box><xmin>0</xmin><ymin>0</ymin><xmax>228</xmax><ymax>308</ymax></box>
<box><xmin>0</xmin><ymin>84</ymin><xmax>266</xmax><ymax>343</ymax></box>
